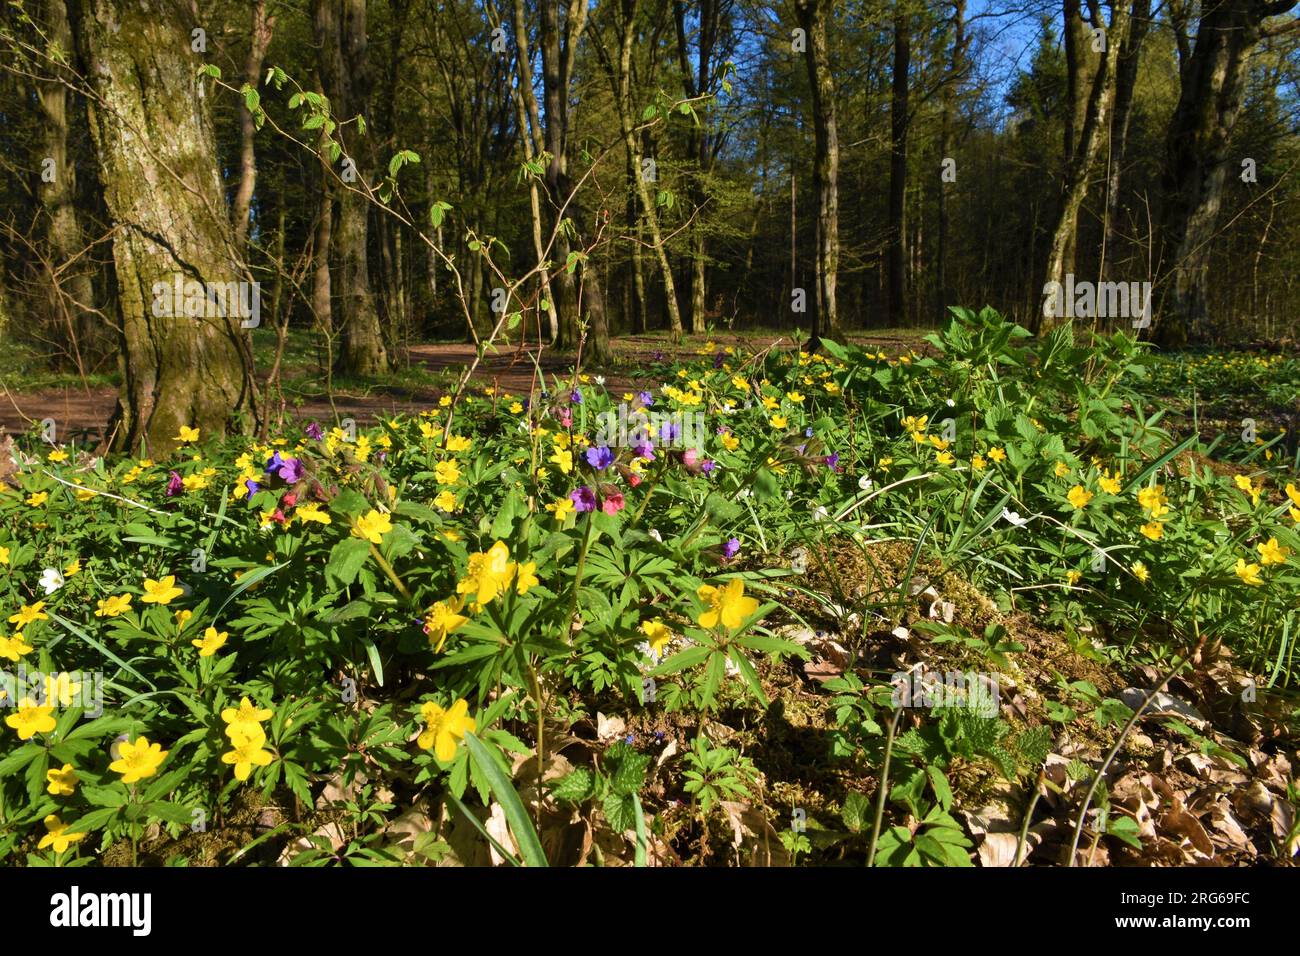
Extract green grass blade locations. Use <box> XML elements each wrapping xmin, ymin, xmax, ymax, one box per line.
<box><xmin>463</xmin><ymin>732</ymin><xmax>548</xmax><ymax>867</ymax></box>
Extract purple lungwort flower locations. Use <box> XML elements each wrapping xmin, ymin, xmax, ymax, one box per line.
<box><xmin>638</xmin><ymin>390</ymin><xmax>654</xmax><ymax>408</ymax></box>
<box><xmin>305</xmin><ymin>421</ymin><xmax>324</xmax><ymax>441</ymax></box>
<box><xmin>805</xmin><ymin>427</ymin><xmax>815</xmax><ymax>438</ymax></box>
<box><xmin>713</xmin><ymin>352</ymin><xmax>726</xmax><ymax>369</ymax></box>
<box><xmin>700</xmin><ymin>459</ymin><xmax>716</xmax><ymax>475</ymax></box>
<box><xmin>722</xmin><ymin>537</ymin><xmax>741</xmax><ymax>559</ymax></box>
<box><xmin>585</xmin><ymin>445</ymin><xmax>615</xmax><ymax>470</ymax></box>
<box><xmin>264</xmin><ymin>451</ymin><xmax>286</xmax><ymax>475</ymax></box>
<box><xmin>570</xmin><ymin>388</ymin><xmax>583</xmax><ymax>404</ymax></box>
<box><xmin>659</xmin><ymin>420</ymin><xmax>681</xmax><ymax>444</ymax></box>
<box><xmin>276</xmin><ymin>457</ymin><xmax>305</xmax><ymax>483</ymax></box>
<box><xmin>632</xmin><ymin>439</ymin><xmax>655</xmax><ymax>461</ymax></box>
<box><xmin>570</xmin><ymin>486</ymin><xmax>597</xmax><ymax>512</ymax></box>
<box><xmin>652</xmin><ymin>350</ymin><xmax>664</xmax><ymax>363</ymax></box>
<box><xmin>244</xmin><ymin>479</ymin><xmax>261</xmax><ymax>500</ymax></box>
<box><xmin>165</xmin><ymin>471</ymin><xmax>183</xmax><ymax>497</ymax></box>
<box><xmin>825</xmin><ymin>452</ymin><xmax>840</xmax><ymax>471</ymax></box>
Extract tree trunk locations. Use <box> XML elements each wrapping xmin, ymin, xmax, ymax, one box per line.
<box><xmin>612</xmin><ymin>0</ymin><xmax>683</xmax><ymax>336</ymax></box>
<box><xmin>795</xmin><ymin>0</ymin><xmax>840</xmax><ymax>343</ymax></box>
<box><xmin>232</xmin><ymin>0</ymin><xmax>275</xmax><ymax>250</ymax></box>
<box><xmin>71</xmin><ymin>0</ymin><xmax>256</xmax><ymax>454</ymax></box>
<box><xmin>1155</xmin><ymin>0</ymin><xmax>1294</xmax><ymax>347</ymax></box>
<box><xmin>1041</xmin><ymin>0</ymin><xmax>1132</xmax><ymax>332</ymax></box>
<box><xmin>36</xmin><ymin>0</ymin><xmax>101</xmax><ymax>369</ymax></box>
<box><xmin>314</xmin><ymin>0</ymin><xmax>389</xmax><ymax>377</ymax></box>
<box><xmin>674</xmin><ymin>0</ymin><xmax>720</xmax><ymax>334</ymax></box>
<box><xmin>888</xmin><ymin>10</ymin><xmax>911</xmax><ymax>328</ymax></box>
<box><xmin>1100</xmin><ymin>0</ymin><xmax>1149</xmax><ymax>291</ymax></box>
<box><xmin>936</xmin><ymin>0</ymin><xmax>967</xmax><ymax>320</ymax></box>
<box><xmin>509</xmin><ymin>0</ymin><xmax>560</xmax><ymax>343</ymax></box>
<box><xmin>312</xmin><ymin>123</ymin><xmax>335</xmax><ymax>367</ymax></box>
<box><xmin>540</xmin><ymin>0</ymin><xmax>613</xmax><ymax>363</ymax></box>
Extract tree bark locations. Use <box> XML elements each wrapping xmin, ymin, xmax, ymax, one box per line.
<box><xmin>507</xmin><ymin>0</ymin><xmax>560</xmax><ymax>343</ymax></box>
<box><xmin>936</xmin><ymin>0</ymin><xmax>967</xmax><ymax>320</ymax></box>
<box><xmin>1100</xmin><ymin>0</ymin><xmax>1149</xmax><ymax>290</ymax></box>
<box><xmin>540</xmin><ymin>0</ymin><xmax>613</xmax><ymax>363</ymax></box>
<box><xmin>232</xmin><ymin>0</ymin><xmax>275</xmax><ymax>250</ymax></box>
<box><xmin>888</xmin><ymin>9</ymin><xmax>911</xmax><ymax>327</ymax></box>
<box><xmin>314</xmin><ymin>0</ymin><xmax>389</xmax><ymax>377</ymax></box>
<box><xmin>794</xmin><ymin>0</ymin><xmax>840</xmax><ymax>343</ymax></box>
<box><xmin>312</xmin><ymin>120</ymin><xmax>335</xmax><ymax>363</ymax></box>
<box><xmin>71</xmin><ymin>0</ymin><xmax>256</xmax><ymax>454</ymax></box>
<box><xmin>674</xmin><ymin>0</ymin><xmax>724</xmax><ymax>334</ymax></box>
<box><xmin>1155</xmin><ymin>0</ymin><xmax>1295</xmax><ymax>347</ymax></box>
<box><xmin>36</xmin><ymin>0</ymin><xmax>102</xmax><ymax>369</ymax></box>
<box><xmin>1041</xmin><ymin>0</ymin><xmax>1132</xmax><ymax>332</ymax></box>
<box><xmin>609</xmin><ymin>0</ymin><xmax>683</xmax><ymax>336</ymax></box>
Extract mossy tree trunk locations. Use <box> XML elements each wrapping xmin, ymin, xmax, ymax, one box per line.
<box><xmin>71</xmin><ymin>0</ymin><xmax>256</xmax><ymax>455</ymax></box>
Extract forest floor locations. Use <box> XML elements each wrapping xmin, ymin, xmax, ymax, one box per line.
<box><xmin>0</xmin><ymin>329</ymin><xmax>927</xmax><ymax>440</ymax></box>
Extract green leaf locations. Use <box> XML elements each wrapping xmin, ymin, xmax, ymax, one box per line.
<box><xmin>841</xmin><ymin>791</ymin><xmax>870</xmax><ymax>833</ymax></box>
<box><xmin>64</xmin><ymin>806</ymin><xmax>123</xmax><ymax>835</ymax></box>
<box><xmin>48</xmin><ymin>613</ymin><xmax>155</xmax><ymax>691</ymax></box>
<box><xmin>603</xmin><ymin>792</ymin><xmax>638</xmax><ymax>833</ymax></box>
<box><xmin>606</xmin><ymin>744</ymin><xmax>651</xmax><ymax>796</ymax></box>
<box><xmin>549</xmin><ymin>766</ymin><xmax>596</xmax><ymax>803</ymax></box>
<box><xmin>463</xmin><ymin>733</ymin><xmax>548</xmax><ymax>867</ymax></box>
<box><xmin>326</xmin><ymin>538</ymin><xmax>371</xmax><ymax>587</ymax></box>
<box><xmin>148</xmin><ymin>801</ymin><xmax>199</xmax><ymax>826</ymax></box>
<box><xmin>927</xmin><ymin>766</ymin><xmax>954</xmax><ymax>811</ymax></box>
<box><xmin>1107</xmin><ymin>814</ymin><xmax>1143</xmax><ymax>850</ymax></box>
<box><xmin>632</xmin><ymin>793</ymin><xmax>648</xmax><ymax>867</ymax></box>
<box><xmin>361</xmin><ymin>638</ymin><xmax>384</xmax><ymax>687</ymax></box>
<box><xmin>80</xmin><ymin>784</ymin><xmax>129</xmax><ymax>809</ymax></box>
<box><xmin>0</xmin><ymin>743</ymin><xmax>42</xmax><ymax>777</ymax></box>
<box><xmin>650</xmin><ymin>643</ymin><xmax>712</xmax><ymax>677</ymax></box>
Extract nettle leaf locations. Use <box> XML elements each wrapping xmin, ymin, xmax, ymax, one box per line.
<box><xmin>550</xmin><ymin>766</ymin><xmax>596</xmax><ymax>803</ymax></box>
<box><xmin>602</xmin><ymin>792</ymin><xmax>638</xmax><ymax>833</ymax></box>
<box><xmin>605</xmin><ymin>743</ymin><xmax>651</xmax><ymax>796</ymax></box>
<box><xmin>1093</xmin><ymin>698</ymin><xmax>1134</xmax><ymax>729</ymax></box>
<box><xmin>841</xmin><ymin>791</ymin><xmax>869</xmax><ymax>833</ymax></box>
<box><xmin>1107</xmin><ymin>814</ymin><xmax>1144</xmax><ymax>850</ymax></box>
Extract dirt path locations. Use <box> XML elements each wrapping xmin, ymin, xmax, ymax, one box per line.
<box><xmin>1</xmin><ymin>332</ymin><xmax>924</xmax><ymax>441</ymax></box>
